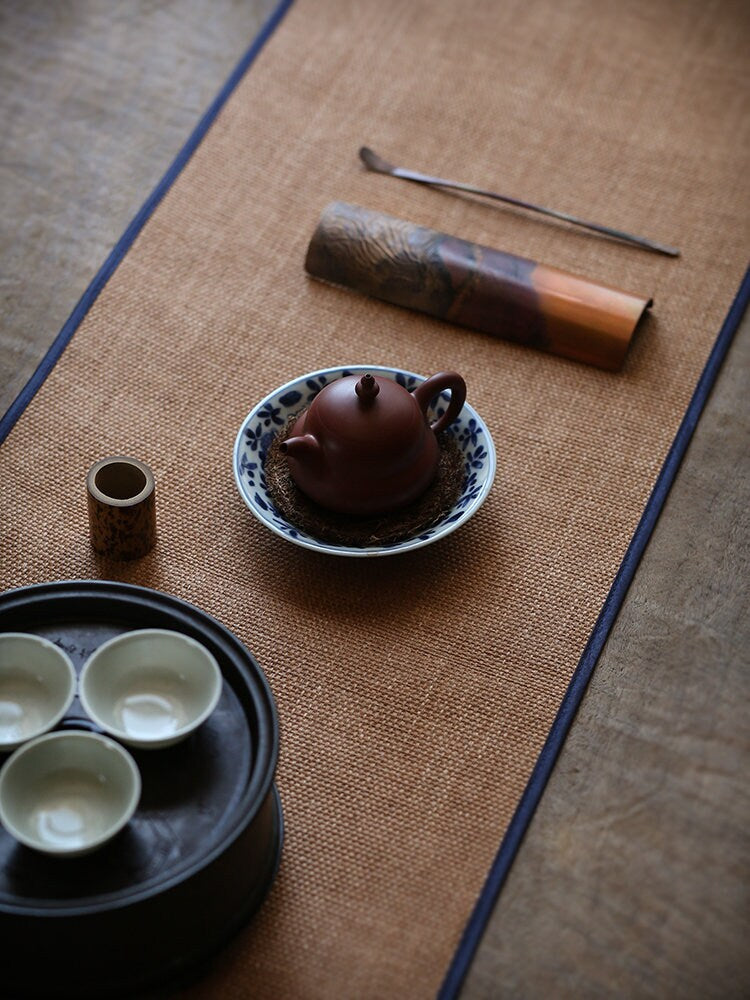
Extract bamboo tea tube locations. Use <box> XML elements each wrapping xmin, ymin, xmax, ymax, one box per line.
<box><xmin>87</xmin><ymin>456</ymin><xmax>156</xmax><ymax>560</ymax></box>
<box><xmin>304</xmin><ymin>202</ymin><xmax>653</xmax><ymax>371</ymax></box>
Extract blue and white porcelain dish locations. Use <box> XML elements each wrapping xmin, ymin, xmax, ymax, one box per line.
<box><xmin>233</xmin><ymin>365</ymin><xmax>496</xmax><ymax>557</ymax></box>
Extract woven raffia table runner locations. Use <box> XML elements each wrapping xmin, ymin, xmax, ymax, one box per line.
<box><xmin>1</xmin><ymin>0</ymin><xmax>748</xmax><ymax>996</ymax></box>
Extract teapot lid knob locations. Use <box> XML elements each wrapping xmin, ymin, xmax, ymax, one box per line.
<box><xmin>355</xmin><ymin>373</ymin><xmax>380</xmax><ymax>404</ymax></box>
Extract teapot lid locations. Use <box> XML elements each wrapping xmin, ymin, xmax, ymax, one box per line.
<box><xmin>310</xmin><ymin>373</ymin><xmax>425</xmax><ymax>455</ymax></box>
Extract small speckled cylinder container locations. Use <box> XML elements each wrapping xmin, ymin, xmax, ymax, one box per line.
<box><xmin>87</xmin><ymin>456</ymin><xmax>156</xmax><ymax>560</ymax></box>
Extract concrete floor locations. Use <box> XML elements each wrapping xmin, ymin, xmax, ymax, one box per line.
<box><xmin>462</xmin><ymin>303</ymin><xmax>750</xmax><ymax>999</ymax></box>
<box><xmin>0</xmin><ymin>0</ymin><xmax>276</xmax><ymax>419</ymax></box>
<box><xmin>1</xmin><ymin>3</ymin><xmax>748</xmax><ymax>997</ymax></box>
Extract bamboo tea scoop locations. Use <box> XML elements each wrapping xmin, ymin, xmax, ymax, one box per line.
<box><xmin>359</xmin><ymin>147</ymin><xmax>679</xmax><ymax>258</ymax></box>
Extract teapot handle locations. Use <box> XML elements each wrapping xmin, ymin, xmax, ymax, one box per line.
<box><xmin>413</xmin><ymin>372</ymin><xmax>467</xmax><ymax>434</ymax></box>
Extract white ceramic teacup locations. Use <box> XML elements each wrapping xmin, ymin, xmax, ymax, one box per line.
<box><xmin>0</xmin><ymin>730</ymin><xmax>141</xmax><ymax>856</ymax></box>
<box><xmin>79</xmin><ymin>629</ymin><xmax>223</xmax><ymax>749</ymax></box>
<box><xmin>0</xmin><ymin>633</ymin><xmax>77</xmax><ymax>751</ymax></box>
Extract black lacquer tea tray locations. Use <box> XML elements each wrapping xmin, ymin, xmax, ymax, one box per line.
<box><xmin>0</xmin><ymin>581</ymin><xmax>282</xmax><ymax>999</ymax></box>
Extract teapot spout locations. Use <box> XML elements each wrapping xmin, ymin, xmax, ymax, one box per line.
<box><xmin>280</xmin><ymin>433</ymin><xmax>322</xmax><ymax>462</ymax></box>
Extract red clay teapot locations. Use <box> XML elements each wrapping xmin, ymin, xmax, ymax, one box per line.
<box><xmin>280</xmin><ymin>371</ymin><xmax>466</xmax><ymax>516</ymax></box>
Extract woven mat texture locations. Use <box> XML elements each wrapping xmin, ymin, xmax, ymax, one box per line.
<box><xmin>1</xmin><ymin>0</ymin><xmax>749</xmax><ymax>996</ymax></box>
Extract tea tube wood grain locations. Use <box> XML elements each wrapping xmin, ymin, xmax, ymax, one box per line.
<box><xmin>304</xmin><ymin>202</ymin><xmax>653</xmax><ymax>371</ymax></box>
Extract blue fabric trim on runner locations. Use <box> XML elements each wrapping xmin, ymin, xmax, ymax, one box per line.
<box><xmin>438</xmin><ymin>263</ymin><xmax>750</xmax><ymax>999</ymax></box>
<box><xmin>0</xmin><ymin>0</ymin><xmax>294</xmax><ymax>446</ymax></box>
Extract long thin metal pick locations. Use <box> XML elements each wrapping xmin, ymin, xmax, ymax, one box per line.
<box><xmin>359</xmin><ymin>146</ymin><xmax>679</xmax><ymax>257</ymax></box>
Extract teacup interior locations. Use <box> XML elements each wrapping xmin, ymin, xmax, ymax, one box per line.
<box><xmin>81</xmin><ymin>631</ymin><xmax>221</xmax><ymax>743</ymax></box>
<box><xmin>0</xmin><ymin>671</ymin><xmax>58</xmax><ymax>745</ymax></box>
<box><xmin>0</xmin><ymin>733</ymin><xmax>139</xmax><ymax>854</ymax></box>
<box><xmin>112</xmin><ymin>668</ymin><xmax>191</xmax><ymax>741</ymax></box>
<box><xmin>0</xmin><ymin>636</ymin><xmax>76</xmax><ymax>747</ymax></box>
<box><xmin>11</xmin><ymin>768</ymin><xmax>122</xmax><ymax>850</ymax></box>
